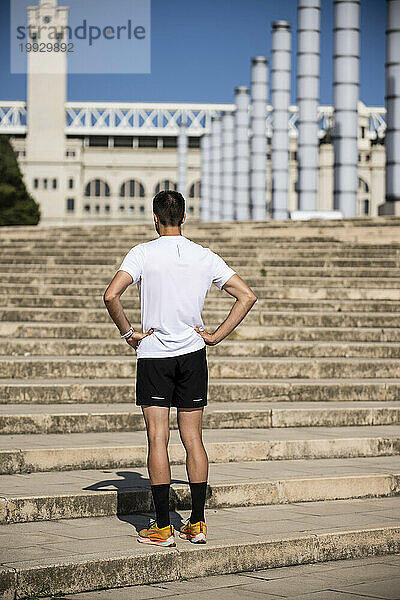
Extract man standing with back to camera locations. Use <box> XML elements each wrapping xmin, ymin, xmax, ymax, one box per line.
<box><xmin>104</xmin><ymin>190</ymin><xmax>257</xmax><ymax>547</ymax></box>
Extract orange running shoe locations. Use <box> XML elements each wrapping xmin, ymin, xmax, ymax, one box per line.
<box><xmin>137</xmin><ymin>522</ymin><xmax>176</xmax><ymax>547</ymax></box>
<box><xmin>179</xmin><ymin>519</ymin><xmax>207</xmax><ymax>544</ymax></box>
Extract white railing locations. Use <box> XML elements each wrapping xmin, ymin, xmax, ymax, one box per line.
<box><xmin>0</xmin><ymin>101</ymin><xmax>27</xmax><ymax>134</ymax></box>
<box><xmin>65</xmin><ymin>102</ymin><xmax>235</xmax><ymax>136</ymax></box>
<box><xmin>0</xmin><ymin>100</ymin><xmax>387</xmax><ymax>138</ymax></box>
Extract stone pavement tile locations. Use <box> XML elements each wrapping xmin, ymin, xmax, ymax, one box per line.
<box><xmin>287</xmin><ymin>512</ymin><xmax>399</xmax><ymax>530</ymax></box>
<box><xmin>151</xmin><ymin>587</ymin><xmax>282</xmax><ymax>600</ymax></box>
<box><xmin>284</xmin><ymin>555</ymin><xmax>400</xmax><ymax>575</ymax></box>
<box><xmin>64</xmin><ymin>585</ymin><xmax>178</xmax><ymax>599</ymax></box>
<box><xmin>289</xmin><ymin>592</ymin><xmax>381</xmax><ymax>600</ymax></box>
<box><xmin>384</xmin><ymin>555</ymin><xmax>400</xmax><ymax>566</ymax></box>
<box><xmin>41</xmin><ymin>534</ymin><xmax>140</xmax><ymax>555</ymax></box>
<box><xmin>320</xmin><ymin>562</ymin><xmax>400</xmax><ymax>585</ymax></box>
<box><xmin>2</xmin><ymin>545</ymin><xmax>77</xmax><ymax>563</ymax></box>
<box><xmin>154</xmin><ymin>573</ymin><xmax>254</xmax><ymax>593</ymax></box>
<box><xmin>332</xmin><ymin>578</ymin><xmax>400</xmax><ymax>599</ymax></box>
<box><xmin>238</xmin><ymin>576</ymin><xmax>332</xmax><ymax>597</ymax></box>
<box><xmin>2</xmin><ymin>530</ymin><xmax>73</xmax><ymax>549</ymax></box>
<box><xmin>289</xmin><ymin>498</ymin><xmax>393</xmax><ymax>516</ymax></box>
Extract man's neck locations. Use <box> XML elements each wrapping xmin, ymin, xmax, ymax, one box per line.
<box><xmin>158</xmin><ymin>228</ymin><xmax>182</xmax><ymax>237</ymax></box>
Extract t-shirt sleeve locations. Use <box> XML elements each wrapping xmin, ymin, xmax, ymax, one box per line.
<box><xmin>210</xmin><ymin>250</ymin><xmax>236</xmax><ymax>290</ymax></box>
<box><xmin>116</xmin><ymin>244</ymin><xmax>144</xmax><ymax>285</ymax></box>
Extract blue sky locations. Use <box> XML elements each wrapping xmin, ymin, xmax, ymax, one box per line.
<box><xmin>0</xmin><ymin>0</ymin><xmax>386</xmax><ymax>106</ymax></box>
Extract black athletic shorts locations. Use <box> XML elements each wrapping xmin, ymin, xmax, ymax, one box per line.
<box><xmin>136</xmin><ymin>346</ymin><xmax>208</xmax><ymax>408</ymax></box>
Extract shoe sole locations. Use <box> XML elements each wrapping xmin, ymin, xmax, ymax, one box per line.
<box><xmin>137</xmin><ymin>536</ymin><xmax>176</xmax><ymax>547</ymax></box>
<box><xmin>179</xmin><ymin>532</ymin><xmax>207</xmax><ymax>544</ymax></box>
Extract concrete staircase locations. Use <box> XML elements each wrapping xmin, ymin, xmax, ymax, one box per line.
<box><xmin>1</xmin><ymin>216</ymin><xmax>400</xmax><ymax>599</ymax></box>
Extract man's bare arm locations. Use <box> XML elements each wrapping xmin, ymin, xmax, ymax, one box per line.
<box><xmin>103</xmin><ymin>270</ymin><xmax>153</xmax><ymax>349</ymax></box>
<box><xmin>194</xmin><ymin>273</ymin><xmax>257</xmax><ymax>345</ymax></box>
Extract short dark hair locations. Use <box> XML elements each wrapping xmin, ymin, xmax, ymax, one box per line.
<box><xmin>153</xmin><ymin>190</ymin><xmax>185</xmax><ymax>226</ymax></box>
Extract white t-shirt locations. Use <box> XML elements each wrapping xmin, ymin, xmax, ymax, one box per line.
<box><xmin>116</xmin><ymin>235</ymin><xmax>236</xmax><ymax>358</ymax></box>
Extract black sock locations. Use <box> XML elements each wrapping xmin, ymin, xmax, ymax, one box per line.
<box><xmin>189</xmin><ymin>481</ymin><xmax>207</xmax><ymax>523</ymax></box>
<box><xmin>151</xmin><ymin>483</ymin><xmax>170</xmax><ymax>528</ymax></box>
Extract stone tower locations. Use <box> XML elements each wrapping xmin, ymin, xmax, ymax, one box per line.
<box><xmin>25</xmin><ymin>0</ymin><xmax>68</xmax><ymax>222</ymax></box>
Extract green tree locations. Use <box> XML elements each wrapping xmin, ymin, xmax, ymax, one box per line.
<box><xmin>0</xmin><ymin>135</ymin><xmax>40</xmax><ymax>225</ymax></box>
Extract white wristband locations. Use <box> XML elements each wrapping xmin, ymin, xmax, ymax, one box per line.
<box><xmin>120</xmin><ymin>326</ymin><xmax>134</xmax><ymax>339</ymax></box>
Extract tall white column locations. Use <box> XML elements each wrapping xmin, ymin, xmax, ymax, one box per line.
<box><xmin>210</xmin><ymin>114</ymin><xmax>222</xmax><ymax>221</ymax></box>
<box><xmin>297</xmin><ymin>0</ymin><xmax>320</xmax><ymax>211</ymax></box>
<box><xmin>177</xmin><ymin>121</ymin><xmax>187</xmax><ymax>197</ymax></box>
<box><xmin>200</xmin><ymin>133</ymin><xmax>211</xmax><ymax>222</ymax></box>
<box><xmin>271</xmin><ymin>21</ymin><xmax>291</xmax><ymax>220</ymax></box>
<box><xmin>379</xmin><ymin>0</ymin><xmax>400</xmax><ymax>215</ymax></box>
<box><xmin>221</xmin><ymin>111</ymin><xmax>235</xmax><ymax>221</ymax></box>
<box><xmin>234</xmin><ymin>86</ymin><xmax>250</xmax><ymax>221</ymax></box>
<box><xmin>333</xmin><ymin>0</ymin><xmax>360</xmax><ymax>217</ymax></box>
<box><xmin>250</xmin><ymin>57</ymin><xmax>268</xmax><ymax>220</ymax></box>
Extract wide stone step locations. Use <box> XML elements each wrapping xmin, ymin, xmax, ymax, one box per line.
<box><xmin>1</xmin><ymin>425</ymin><xmax>399</xmax><ymax>474</ymax></box>
<box><xmin>2</xmin><ymin>284</ymin><xmax>400</xmax><ymax>302</ymax></box>
<box><xmin>2</xmin><ymin>263</ymin><xmax>400</xmax><ymax>278</ymax></box>
<box><xmin>2</xmin><ymin>273</ymin><xmax>399</xmax><ymax>288</ymax></box>
<box><xmin>1</xmin><ymin>401</ymin><xmax>399</xmax><ymax>435</ymax></box>
<box><xmin>1</xmin><ymin>355</ymin><xmax>399</xmax><ymax>379</ymax></box>
<box><xmin>3</xmin><ymin>338</ymin><xmax>400</xmax><ymax>358</ymax></box>
<box><xmin>2</xmin><ymin>307</ymin><xmax>400</xmax><ymax>328</ymax></box>
<box><xmin>1</xmin><ymin>251</ymin><xmax>398</xmax><ymax>263</ymax></box>
<box><xmin>2</xmin><ymin>323</ymin><xmax>400</xmax><ymax>342</ymax></box>
<box><xmin>1</xmin><ymin>377</ymin><xmax>398</xmax><ymax>404</ymax></box>
<box><xmin>2</xmin><ymin>284</ymin><xmax>399</xmax><ymax>300</ymax></box>
<box><xmin>1</xmin><ymin>456</ymin><xmax>399</xmax><ymax>524</ymax></box>
<box><xmin>2</xmin><ymin>258</ymin><xmax>400</xmax><ymax>271</ymax></box>
<box><xmin>1</xmin><ymin>497</ymin><xmax>399</xmax><ymax>599</ymax></box>
<box><xmin>3</xmin><ymin>295</ymin><xmax>400</xmax><ymax>314</ymax></box>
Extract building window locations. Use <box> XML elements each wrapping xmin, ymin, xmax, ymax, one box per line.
<box><xmin>189</xmin><ymin>205</ymin><xmax>194</xmax><ymax>214</ymax></box>
<box><xmin>138</xmin><ymin>136</ymin><xmax>157</xmax><ymax>148</ymax></box>
<box><xmin>66</xmin><ymin>151</ymin><xmax>76</xmax><ymax>158</ymax></box>
<box><xmin>89</xmin><ymin>137</ymin><xmax>108</xmax><ymax>147</ymax></box>
<box><xmin>66</xmin><ymin>198</ymin><xmax>74</xmax><ymax>211</ymax></box>
<box><xmin>114</xmin><ymin>137</ymin><xmax>134</xmax><ymax>147</ymax></box>
<box><xmin>119</xmin><ymin>205</ymin><xmax>125</xmax><ymax>212</ymax></box>
<box><xmin>68</xmin><ymin>178</ymin><xmax>74</xmax><ymax>189</ymax></box>
<box><xmin>120</xmin><ymin>179</ymin><xmax>145</xmax><ymax>198</ymax></box>
<box><xmin>95</xmin><ymin>205</ymin><xmax>100</xmax><ymax>213</ymax></box>
<box><xmin>43</xmin><ymin>178</ymin><xmax>48</xmax><ymax>189</ymax></box>
<box><xmin>129</xmin><ymin>205</ymin><xmax>135</xmax><ymax>212</ymax></box>
<box><xmin>154</xmin><ymin>179</ymin><xmax>177</xmax><ymax>194</ymax></box>
<box><xmin>358</xmin><ymin>178</ymin><xmax>369</xmax><ymax>193</ymax></box>
<box><xmin>188</xmin><ymin>137</ymin><xmax>201</xmax><ymax>149</ymax></box>
<box><xmin>33</xmin><ymin>178</ymin><xmax>39</xmax><ymax>189</ymax></box>
<box><xmin>363</xmin><ymin>199</ymin><xmax>369</xmax><ymax>215</ymax></box>
<box><xmin>162</xmin><ymin>137</ymin><xmax>177</xmax><ymax>148</ymax></box>
<box><xmin>84</xmin><ymin>204</ymin><xmax>90</xmax><ymax>212</ymax></box>
<box><xmin>85</xmin><ymin>179</ymin><xmax>110</xmax><ymax>197</ymax></box>
<box><xmin>189</xmin><ymin>181</ymin><xmax>201</xmax><ymax>198</ymax></box>
<box><xmin>366</xmin><ymin>153</ymin><xmax>371</xmax><ymax>162</ymax></box>
<box><xmin>52</xmin><ymin>178</ymin><xmax>57</xmax><ymax>189</ymax></box>
<box><xmin>105</xmin><ymin>205</ymin><xmax>110</xmax><ymax>213</ymax></box>
<box><xmin>361</xmin><ymin>126</ymin><xmax>366</xmax><ymax>139</ymax></box>
<box><xmin>140</xmin><ymin>205</ymin><xmax>145</xmax><ymax>213</ymax></box>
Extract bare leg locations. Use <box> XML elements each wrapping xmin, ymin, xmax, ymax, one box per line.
<box><xmin>141</xmin><ymin>405</ymin><xmax>171</xmax><ymax>484</ymax></box>
<box><xmin>177</xmin><ymin>407</ymin><xmax>208</xmax><ymax>483</ymax></box>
